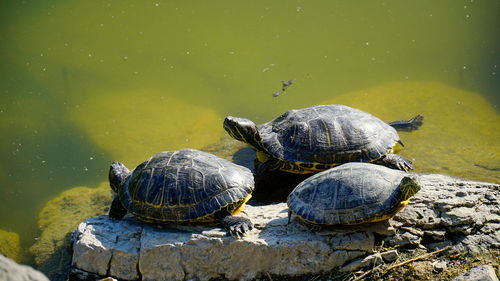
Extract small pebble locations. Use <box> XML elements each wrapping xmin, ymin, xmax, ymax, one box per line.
<box><xmin>381</xmin><ymin>249</ymin><xmax>399</xmax><ymax>262</ymax></box>
<box><xmin>433</xmin><ymin>260</ymin><xmax>447</xmax><ymax>272</ymax></box>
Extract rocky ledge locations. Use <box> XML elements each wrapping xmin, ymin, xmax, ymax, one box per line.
<box><xmin>71</xmin><ymin>174</ymin><xmax>500</xmax><ymax>281</ymax></box>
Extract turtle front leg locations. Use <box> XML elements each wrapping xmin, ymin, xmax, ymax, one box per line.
<box><xmin>387</xmin><ymin>114</ymin><xmax>423</xmax><ymax>132</ymax></box>
<box><xmin>215</xmin><ymin>210</ymin><xmax>253</xmax><ymax>237</ymax></box>
<box><xmin>254</xmin><ymin>156</ymin><xmax>282</xmax><ymax>176</ymax></box>
<box><xmin>380</xmin><ymin>153</ymin><xmax>412</xmax><ymax>171</ymax></box>
<box><xmin>109</xmin><ymin>196</ymin><xmax>127</xmax><ymax>220</ymax></box>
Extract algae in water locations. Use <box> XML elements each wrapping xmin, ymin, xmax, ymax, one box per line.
<box><xmin>0</xmin><ymin>229</ymin><xmax>22</xmax><ymax>263</ymax></box>
<box><xmin>68</xmin><ymin>91</ymin><xmax>225</xmax><ymax>167</ymax></box>
<box><xmin>29</xmin><ymin>182</ymin><xmax>113</xmax><ymax>281</ymax></box>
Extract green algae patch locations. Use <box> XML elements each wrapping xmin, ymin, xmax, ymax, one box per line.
<box><xmin>69</xmin><ymin>90</ymin><xmax>224</xmax><ymax>167</ymax></box>
<box><xmin>29</xmin><ymin>182</ymin><xmax>113</xmax><ymax>281</ymax></box>
<box><xmin>323</xmin><ymin>81</ymin><xmax>500</xmax><ymax>183</ymax></box>
<box><xmin>0</xmin><ymin>229</ymin><xmax>22</xmax><ymax>262</ymax></box>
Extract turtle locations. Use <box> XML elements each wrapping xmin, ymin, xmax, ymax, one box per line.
<box><xmin>108</xmin><ymin>148</ymin><xmax>254</xmax><ymax>236</ymax></box>
<box><xmin>223</xmin><ymin>104</ymin><xmax>423</xmax><ymax>174</ymax></box>
<box><xmin>287</xmin><ymin>162</ymin><xmax>421</xmax><ymax>225</ymax></box>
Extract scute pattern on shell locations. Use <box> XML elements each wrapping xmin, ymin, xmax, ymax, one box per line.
<box><xmin>287</xmin><ymin>162</ymin><xmax>406</xmax><ymax>224</ymax></box>
<box><xmin>119</xmin><ymin>149</ymin><xmax>254</xmax><ymax>222</ymax></box>
<box><xmin>258</xmin><ymin>105</ymin><xmax>399</xmax><ymax>164</ymax></box>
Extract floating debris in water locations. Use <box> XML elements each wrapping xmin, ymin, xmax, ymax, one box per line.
<box><xmin>281</xmin><ymin>79</ymin><xmax>295</xmax><ymax>92</ymax></box>
<box><xmin>273</xmin><ymin>78</ymin><xmax>296</xmax><ymax>98</ymax></box>
<box><xmin>262</xmin><ymin>63</ymin><xmax>275</xmax><ymax>72</ymax></box>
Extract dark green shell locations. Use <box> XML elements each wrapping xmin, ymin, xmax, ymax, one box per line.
<box><xmin>287</xmin><ymin>162</ymin><xmax>407</xmax><ymax>224</ymax></box>
<box><xmin>118</xmin><ymin>149</ymin><xmax>254</xmax><ymax>222</ymax></box>
<box><xmin>258</xmin><ymin>105</ymin><xmax>399</xmax><ymax>164</ymax></box>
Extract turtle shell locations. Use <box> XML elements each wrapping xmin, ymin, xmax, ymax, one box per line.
<box><xmin>258</xmin><ymin>104</ymin><xmax>399</xmax><ymax>165</ymax></box>
<box><xmin>119</xmin><ymin>149</ymin><xmax>254</xmax><ymax>222</ymax></box>
<box><xmin>287</xmin><ymin>162</ymin><xmax>407</xmax><ymax>224</ymax></box>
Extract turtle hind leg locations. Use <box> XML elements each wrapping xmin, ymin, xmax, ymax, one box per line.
<box><xmin>214</xmin><ymin>210</ymin><xmax>253</xmax><ymax>237</ymax></box>
<box><xmin>387</xmin><ymin>114</ymin><xmax>423</xmax><ymax>132</ymax></box>
<box><xmin>380</xmin><ymin>153</ymin><xmax>412</xmax><ymax>171</ymax></box>
<box><xmin>109</xmin><ymin>196</ymin><xmax>127</xmax><ymax>220</ymax></box>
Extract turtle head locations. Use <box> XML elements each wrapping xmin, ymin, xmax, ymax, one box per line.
<box><xmin>109</xmin><ymin>162</ymin><xmax>131</xmax><ymax>193</ymax></box>
<box><xmin>223</xmin><ymin>116</ymin><xmax>265</xmax><ymax>151</ymax></box>
<box><xmin>399</xmin><ymin>176</ymin><xmax>421</xmax><ymax>201</ymax></box>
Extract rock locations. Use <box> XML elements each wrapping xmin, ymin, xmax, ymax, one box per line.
<box><xmin>380</xmin><ymin>250</ymin><xmax>399</xmax><ymax>263</ymax></box>
<box><xmin>339</xmin><ymin>253</ymin><xmax>384</xmax><ymax>272</ymax></box>
<box><xmin>389</xmin><ymin>174</ymin><xmax>500</xmax><ymax>254</ymax></box>
<box><xmin>73</xmin><ymin>204</ymin><xmax>368</xmax><ymax>281</ymax></box>
<box><xmin>0</xmin><ymin>254</ymin><xmax>49</xmax><ymax>281</ymax></box>
<box><xmin>71</xmin><ymin>174</ymin><xmax>500</xmax><ymax>280</ymax></box>
<box><xmin>424</xmin><ymin>229</ymin><xmax>447</xmax><ymax>241</ymax></box>
<box><xmin>453</xmin><ymin>264</ymin><xmax>499</xmax><ymax>281</ymax></box>
<box><xmin>72</xmin><ymin>216</ymin><xmax>142</xmax><ymax>279</ymax></box>
<box><xmin>433</xmin><ymin>260</ymin><xmax>447</xmax><ymax>273</ymax></box>
<box><xmin>390</xmin><ymin>231</ymin><xmax>422</xmax><ymax>247</ymax></box>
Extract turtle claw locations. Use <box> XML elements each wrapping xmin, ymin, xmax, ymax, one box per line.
<box><xmin>382</xmin><ymin>154</ymin><xmax>413</xmax><ymax>171</ymax></box>
<box><xmin>397</xmin><ymin>160</ymin><xmax>412</xmax><ymax>172</ymax></box>
<box><xmin>221</xmin><ymin>216</ymin><xmax>254</xmax><ymax>237</ymax></box>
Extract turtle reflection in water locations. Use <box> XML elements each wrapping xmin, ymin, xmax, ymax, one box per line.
<box><xmin>287</xmin><ymin>162</ymin><xmax>421</xmax><ymax>225</ymax></box>
<box><xmin>108</xmin><ymin>149</ymin><xmax>254</xmax><ymax>236</ymax></box>
<box><xmin>224</xmin><ymin>104</ymin><xmax>423</xmax><ymax>175</ymax></box>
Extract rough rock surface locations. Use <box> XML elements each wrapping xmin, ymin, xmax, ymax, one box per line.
<box><xmin>71</xmin><ymin>174</ymin><xmax>500</xmax><ymax>280</ymax></box>
<box><xmin>453</xmin><ymin>264</ymin><xmax>499</xmax><ymax>281</ymax></box>
<box><xmin>0</xmin><ymin>254</ymin><xmax>49</xmax><ymax>281</ymax></box>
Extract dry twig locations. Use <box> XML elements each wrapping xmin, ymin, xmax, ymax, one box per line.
<box><xmin>351</xmin><ymin>264</ymin><xmax>383</xmax><ymax>281</ymax></box>
<box><xmin>385</xmin><ymin>246</ymin><xmax>452</xmax><ymax>272</ymax></box>
<box><xmin>351</xmin><ymin>246</ymin><xmax>452</xmax><ymax>281</ymax></box>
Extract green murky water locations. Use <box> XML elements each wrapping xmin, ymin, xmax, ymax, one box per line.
<box><xmin>1</xmin><ymin>0</ymin><xmax>499</xmax><ymax>277</ymax></box>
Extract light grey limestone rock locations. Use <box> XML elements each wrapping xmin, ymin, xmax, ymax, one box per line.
<box><xmin>453</xmin><ymin>264</ymin><xmax>499</xmax><ymax>281</ymax></box>
<box><xmin>389</xmin><ymin>174</ymin><xmax>500</xmax><ymax>253</ymax></box>
<box><xmin>73</xmin><ymin>203</ymin><xmax>369</xmax><ymax>281</ymax></box>
<box><xmin>72</xmin><ymin>216</ymin><xmax>142</xmax><ymax>280</ymax></box>
<box><xmin>339</xmin><ymin>252</ymin><xmax>384</xmax><ymax>272</ymax></box>
<box><xmin>389</xmin><ymin>231</ymin><xmax>422</xmax><ymax>247</ymax></box>
<box><xmin>71</xmin><ymin>174</ymin><xmax>500</xmax><ymax>280</ymax></box>
<box><xmin>0</xmin><ymin>254</ymin><xmax>49</xmax><ymax>281</ymax></box>
<box><xmin>424</xmin><ymin>229</ymin><xmax>447</xmax><ymax>241</ymax></box>
<box><xmin>433</xmin><ymin>260</ymin><xmax>447</xmax><ymax>273</ymax></box>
